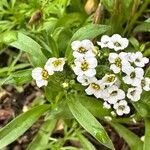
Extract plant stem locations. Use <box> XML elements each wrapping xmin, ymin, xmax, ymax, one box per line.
<box><xmin>123</xmin><ymin>0</ymin><xmax>149</xmax><ymax>36</ymax></box>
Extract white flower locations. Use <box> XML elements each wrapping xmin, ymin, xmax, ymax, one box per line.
<box><xmin>102</xmin><ymin>74</ymin><xmax>117</xmax><ymax>86</ymax></box>
<box><xmin>108</xmin><ymin>34</ymin><xmax>129</xmax><ymax>51</ymax></box>
<box><xmin>104</xmin><ymin>85</ymin><xmax>125</xmax><ymax>104</ymax></box>
<box><xmin>129</xmin><ymin>52</ymin><xmax>149</xmax><ymax>67</ymax></box>
<box><xmin>141</xmin><ymin>77</ymin><xmax>150</xmax><ymax>91</ymax></box>
<box><xmin>77</xmin><ymin>75</ymin><xmax>94</xmax><ymax>86</ymax></box>
<box><xmin>73</xmin><ymin>57</ymin><xmax>97</xmax><ymax>77</ymax></box>
<box><xmin>32</xmin><ymin>67</ymin><xmax>52</xmax><ymax>88</ymax></box>
<box><xmin>108</xmin><ymin>52</ymin><xmax>131</xmax><ymax>74</ymax></box>
<box><xmin>45</xmin><ymin>57</ymin><xmax>65</xmax><ymax>72</ymax></box>
<box><xmin>97</xmin><ymin>35</ymin><xmax>111</xmax><ymax>48</ymax></box>
<box><xmin>127</xmin><ymin>87</ymin><xmax>142</xmax><ymax>101</ymax></box>
<box><xmin>85</xmin><ymin>78</ymin><xmax>107</xmax><ymax>98</ymax></box>
<box><xmin>113</xmin><ymin>100</ymin><xmax>130</xmax><ymax>116</ymax></box>
<box><xmin>123</xmin><ymin>67</ymin><xmax>144</xmax><ymax>86</ymax></box>
<box><xmin>71</xmin><ymin>39</ymin><xmax>95</xmax><ymax>58</ymax></box>
<box><xmin>103</xmin><ymin>102</ymin><xmax>111</xmax><ymax>109</ymax></box>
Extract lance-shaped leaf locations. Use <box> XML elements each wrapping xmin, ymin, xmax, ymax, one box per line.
<box><xmin>67</xmin><ymin>95</ymin><xmax>114</xmax><ymax>150</ymax></box>
<box><xmin>0</xmin><ymin>105</ymin><xmax>50</xmax><ymax>149</ymax></box>
<box><xmin>109</xmin><ymin>122</ymin><xmax>143</xmax><ymax>150</ymax></box>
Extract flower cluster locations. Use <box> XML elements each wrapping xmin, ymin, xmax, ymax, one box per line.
<box><xmin>71</xmin><ymin>34</ymin><xmax>150</xmax><ymax>116</ymax></box>
<box><xmin>32</xmin><ymin>58</ymin><xmax>65</xmax><ymax>87</ymax></box>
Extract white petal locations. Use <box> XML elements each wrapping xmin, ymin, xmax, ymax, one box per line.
<box><xmin>135</xmin><ymin>68</ymin><xmax>144</xmax><ymax>79</ymax></box>
<box><xmin>85</xmin><ymin>69</ymin><xmax>96</xmax><ymax>77</ymax></box>
<box><xmin>110</xmin><ymin>64</ymin><xmax>120</xmax><ymax>73</ymax></box>
<box><xmin>116</xmin><ymin>109</ymin><xmax>124</xmax><ymax>116</ymax></box>
<box><xmin>32</xmin><ymin>67</ymin><xmax>43</xmax><ymax>80</ymax></box>
<box><xmin>108</xmin><ymin>53</ymin><xmax>118</xmax><ymax>63</ymax></box>
<box><xmin>73</xmin><ymin>66</ymin><xmax>83</xmax><ymax>76</ymax></box>
<box><xmin>131</xmin><ymin>78</ymin><xmax>141</xmax><ymax>86</ymax></box>
<box><xmin>123</xmin><ymin>76</ymin><xmax>132</xmax><ymax>85</ymax></box>
<box><xmin>103</xmin><ymin>102</ymin><xmax>111</xmax><ymax>109</ymax></box>
<box><xmin>71</xmin><ymin>41</ymin><xmax>81</xmax><ymax>50</ymax></box>
<box><xmin>107</xmin><ymin>97</ymin><xmax>118</xmax><ymax>104</ymax></box>
<box><xmin>73</xmin><ymin>51</ymin><xmax>84</xmax><ymax>58</ymax></box>
<box><xmin>85</xmin><ymin>86</ymin><xmax>93</xmax><ymax>95</ymax></box>
<box><xmin>122</xmin><ymin>63</ymin><xmax>133</xmax><ymax>74</ymax></box>
<box><xmin>117</xmin><ymin>89</ymin><xmax>125</xmax><ymax>100</ymax></box>
<box><xmin>124</xmin><ymin>106</ymin><xmax>130</xmax><ymax>114</ymax></box>
<box><xmin>88</xmin><ymin>57</ymin><xmax>98</xmax><ymax>68</ymax></box>
<box><xmin>36</xmin><ymin>79</ymin><xmax>48</xmax><ymax>88</ymax></box>
<box><xmin>122</xmin><ymin>38</ymin><xmax>129</xmax><ymax>49</ymax></box>
<box><xmin>82</xmin><ymin>39</ymin><xmax>93</xmax><ymax>50</ymax></box>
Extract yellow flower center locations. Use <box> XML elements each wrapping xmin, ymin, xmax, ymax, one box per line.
<box><xmin>141</xmin><ymin>79</ymin><xmax>145</xmax><ymax>87</ymax></box>
<box><xmin>81</xmin><ymin>61</ymin><xmax>89</xmax><ymax>71</ymax></box>
<box><xmin>130</xmin><ymin>72</ymin><xmax>136</xmax><ymax>79</ymax></box>
<box><xmin>52</xmin><ymin>59</ymin><xmax>62</xmax><ymax>67</ymax></box>
<box><xmin>107</xmin><ymin>75</ymin><xmax>116</xmax><ymax>83</ymax></box>
<box><xmin>78</xmin><ymin>47</ymin><xmax>87</xmax><ymax>53</ymax></box>
<box><xmin>110</xmin><ymin>90</ymin><xmax>118</xmax><ymax>96</ymax></box>
<box><xmin>115</xmin><ymin>57</ymin><xmax>122</xmax><ymax>68</ymax></box>
<box><xmin>118</xmin><ymin>105</ymin><xmax>125</xmax><ymax>111</ymax></box>
<box><xmin>114</xmin><ymin>42</ymin><xmax>121</xmax><ymax>47</ymax></box>
<box><xmin>91</xmin><ymin>83</ymin><xmax>100</xmax><ymax>90</ymax></box>
<box><xmin>130</xmin><ymin>90</ymin><xmax>136</xmax><ymax>96</ymax></box>
<box><xmin>42</xmin><ymin>70</ymin><xmax>49</xmax><ymax>80</ymax></box>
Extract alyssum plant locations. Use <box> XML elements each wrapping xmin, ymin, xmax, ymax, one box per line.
<box><xmin>0</xmin><ymin>27</ymin><xmax>150</xmax><ymax>149</ymax></box>
<box><xmin>32</xmin><ymin>34</ymin><xmax>150</xmax><ymax>116</ymax></box>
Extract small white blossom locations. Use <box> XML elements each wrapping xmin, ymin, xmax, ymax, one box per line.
<box><xmin>77</xmin><ymin>75</ymin><xmax>94</xmax><ymax>86</ymax></box>
<box><xmin>104</xmin><ymin>85</ymin><xmax>125</xmax><ymax>104</ymax></box>
<box><xmin>97</xmin><ymin>35</ymin><xmax>111</xmax><ymax>48</ymax></box>
<box><xmin>127</xmin><ymin>87</ymin><xmax>142</xmax><ymax>102</ymax></box>
<box><xmin>73</xmin><ymin>57</ymin><xmax>97</xmax><ymax>77</ymax></box>
<box><xmin>71</xmin><ymin>39</ymin><xmax>95</xmax><ymax>58</ymax></box>
<box><xmin>85</xmin><ymin>78</ymin><xmax>107</xmax><ymax>98</ymax></box>
<box><xmin>103</xmin><ymin>102</ymin><xmax>111</xmax><ymax>109</ymax></box>
<box><xmin>108</xmin><ymin>34</ymin><xmax>129</xmax><ymax>51</ymax></box>
<box><xmin>123</xmin><ymin>67</ymin><xmax>144</xmax><ymax>86</ymax></box>
<box><xmin>32</xmin><ymin>67</ymin><xmax>51</xmax><ymax>88</ymax></box>
<box><xmin>45</xmin><ymin>57</ymin><xmax>65</xmax><ymax>72</ymax></box>
<box><xmin>113</xmin><ymin>100</ymin><xmax>130</xmax><ymax>116</ymax></box>
<box><xmin>141</xmin><ymin>77</ymin><xmax>150</xmax><ymax>91</ymax></box>
<box><xmin>102</xmin><ymin>74</ymin><xmax>117</xmax><ymax>86</ymax></box>
<box><xmin>129</xmin><ymin>52</ymin><xmax>149</xmax><ymax>67</ymax></box>
<box><xmin>108</xmin><ymin>52</ymin><xmax>131</xmax><ymax>74</ymax></box>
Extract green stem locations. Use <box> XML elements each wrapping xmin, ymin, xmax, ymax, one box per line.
<box><xmin>123</xmin><ymin>0</ymin><xmax>149</xmax><ymax>36</ymax></box>
<box><xmin>0</xmin><ymin>63</ymin><xmax>30</xmax><ymax>75</ymax></box>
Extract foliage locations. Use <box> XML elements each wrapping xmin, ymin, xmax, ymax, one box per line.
<box><xmin>0</xmin><ymin>0</ymin><xmax>150</xmax><ymax>150</ymax></box>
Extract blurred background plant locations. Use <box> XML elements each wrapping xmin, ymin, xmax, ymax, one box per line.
<box><xmin>0</xmin><ymin>0</ymin><xmax>150</xmax><ymax>150</ymax></box>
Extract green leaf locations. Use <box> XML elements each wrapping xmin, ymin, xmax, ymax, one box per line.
<box><xmin>67</xmin><ymin>95</ymin><xmax>114</xmax><ymax>150</ymax></box>
<box><xmin>10</xmin><ymin>32</ymin><xmax>47</xmax><ymax>67</ymax></box>
<box><xmin>27</xmin><ymin>119</ymin><xmax>57</xmax><ymax>150</ymax></box>
<box><xmin>129</xmin><ymin>36</ymin><xmax>139</xmax><ymax>50</ymax></box>
<box><xmin>102</xmin><ymin>0</ymin><xmax>113</xmax><ymax>12</ymax></box>
<box><xmin>133</xmin><ymin>91</ymin><xmax>150</xmax><ymax>117</ymax></box>
<box><xmin>79</xmin><ymin>95</ymin><xmax>111</xmax><ymax>117</ymax></box>
<box><xmin>0</xmin><ymin>31</ymin><xmax>17</xmax><ymax>44</ymax></box>
<box><xmin>109</xmin><ymin>122</ymin><xmax>143</xmax><ymax>150</ymax></box>
<box><xmin>134</xmin><ymin>22</ymin><xmax>150</xmax><ymax>32</ymax></box>
<box><xmin>0</xmin><ymin>69</ymin><xmax>32</xmax><ymax>86</ymax></box>
<box><xmin>0</xmin><ymin>105</ymin><xmax>50</xmax><ymax>149</ymax></box>
<box><xmin>78</xmin><ymin>134</ymin><xmax>96</xmax><ymax>150</ymax></box>
<box><xmin>143</xmin><ymin>119</ymin><xmax>150</xmax><ymax>150</ymax></box>
<box><xmin>65</xmin><ymin>24</ymin><xmax>111</xmax><ymax>62</ymax></box>
<box><xmin>145</xmin><ymin>66</ymin><xmax>150</xmax><ymax>77</ymax></box>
